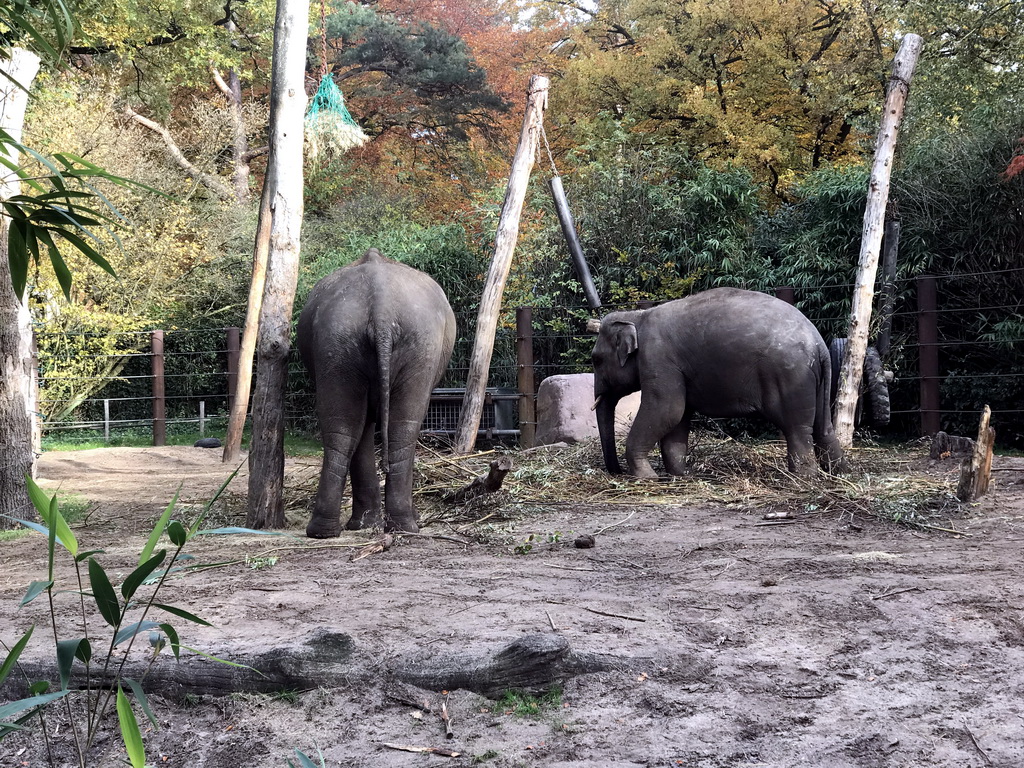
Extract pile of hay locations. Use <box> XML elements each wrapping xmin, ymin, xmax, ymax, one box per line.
<box><xmin>277</xmin><ymin>437</ymin><xmax>962</xmax><ymax>538</ymax></box>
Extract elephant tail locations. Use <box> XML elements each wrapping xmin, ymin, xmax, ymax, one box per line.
<box><xmin>376</xmin><ymin>330</ymin><xmax>393</xmax><ymax>470</ymax></box>
<box><xmin>814</xmin><ymin>341</ymin><xmax>846</xmax><ymax>471</ymax></box>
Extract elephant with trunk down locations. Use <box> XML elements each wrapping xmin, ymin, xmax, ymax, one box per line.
<box><xmin>297</xmin><ymin>248</ymin><xmax>456</xmax><ymax>536</ymax></box>
<box><xmin>592</xmin><ymin>288</ymin><xmax>846</xmax><ymax>478</ymax></box>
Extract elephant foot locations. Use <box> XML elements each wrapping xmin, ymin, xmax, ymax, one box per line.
<box><xmin>383</xmin><ymin>514</ymin><xmax>420</xmax><ymax>534</ymax></box>
<box><xmin>346</xmin><ymin>510</ymin><xmax>382</xmax><ymax>531</ymax></box>
<box><xmin>626</xmin><ymin>457</ymin><xmax>659</xmax><ymax>479</ymax></box>
<box><xmin>307</xmin><ymin>517</ymin><xmax>342</xmax><ymax>539</ymax></box>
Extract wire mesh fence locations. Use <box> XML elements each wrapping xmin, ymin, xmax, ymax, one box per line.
<box><xmin>33</xmin><ymin>269</ymin><xmax>1024</xmax><ymax>449</ymax></box>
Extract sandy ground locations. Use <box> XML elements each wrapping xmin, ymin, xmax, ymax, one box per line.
<box><xmin>3</xmin><ymin>443</ymin><xmax>1024</xmax><ymax>767</ymax></box>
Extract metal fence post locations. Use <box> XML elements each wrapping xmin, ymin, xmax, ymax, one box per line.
<box><xmin>152</xmin><ymin>330</ymin><xmax>166</xmax><ymax>446</ymax></box>
<box><xmin>104</xmin><ymin>399</ymin><xmax>110</xmax><ymax>442</ymax></box>
<box><xmin>916</xmin><ymin>276</ymin><xmax>940</xmax><ymax>435</ymax></box>
<box><xmin>226</xmin><ymin>326</ymin><xmax>240</xmax><ymax>415</ymax></box>
<box><xmin>516</xmin><ymin>307</ymin><xmax>536</xmax><ymax>448</ymax></box>
<box><xmin>774</xmin><ymin>287</ymin><xmax>796</xmax><ymax>305</ymax></box>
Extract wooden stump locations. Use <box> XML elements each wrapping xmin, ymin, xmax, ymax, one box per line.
<box><xmin>956</xmin><ymin>406</ymin><xmax>995</xmax><ymax>502</ymax></box>
<box><xmin>445</xmin><ymin>455</ymin><xmax>513</xmax><ymax>503</ymax></box>
<box><xmin>930</xmin><ymin>431</ymin><xmax>976</xmax><ymax>460</ymax></box>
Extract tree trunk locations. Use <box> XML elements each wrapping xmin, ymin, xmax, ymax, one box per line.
<box><xmin>453</xmin><ymin>75</ymin><xmax>549</xmax><ymax>454</ymax></box>
<box><xmin>833</xmin><ymin>34</ymin><xmax>922</xmax><ymax>448</ymax></box>
<box><xmin>0</xmin><ymin>48</ymin><xmax>41</xmax><ymax>528</ymax></box>
<box><xmin>245</xmin><ymin>0</ymin><xmax>308</xmax><ymax>528</ymax></box>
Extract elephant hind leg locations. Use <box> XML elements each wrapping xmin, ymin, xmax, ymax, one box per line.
<box><xmin>346</xmin><ymin>419</ymin><xmax>382</xmax><ymax>530</ymax></box>
<box><xmin>307</xmin><ymin>388</ymin><xmax>369</xmax><ymax>539</ymax></box>
<box><xmin>660</xmin><ymin>413</ymin><xmax>692</xmax><ymax>476</ymax></box>
<box><xmin>781</xmin><ymin>424</ymin><xmax>817</xmax><ymax>478</ymax></box>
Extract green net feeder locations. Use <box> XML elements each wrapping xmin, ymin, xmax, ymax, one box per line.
<box><xmin>305</xmin><ymin>74</ymin><xmax>368</xmax><ymax>159</ymax></box>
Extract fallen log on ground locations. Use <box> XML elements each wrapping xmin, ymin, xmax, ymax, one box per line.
<box><xmin>0</xmin><ymin>630</ymin><xmax>617</xmax><ymax>702</ymax></box>
<box><xmin>394</xmin><ymin>632</ymin><xmax>617</xmax><ymax>698</ymax></box>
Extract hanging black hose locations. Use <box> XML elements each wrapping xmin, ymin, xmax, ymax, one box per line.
<box><xmin>548</xmin><ymin>175</ymin><xmax>602</xmax><ymax>310</ymax></box>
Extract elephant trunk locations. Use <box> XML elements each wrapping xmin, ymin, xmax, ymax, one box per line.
<box><xmin>596</xmin><ymin>395</ymin><xmax>623</xmax><ymax>474</ymax></box>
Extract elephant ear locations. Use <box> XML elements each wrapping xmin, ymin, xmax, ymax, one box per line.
<box><xmin>610</xmin><ymin>321</ymin><xmax>638</xmax><ymax>367</ymax></box>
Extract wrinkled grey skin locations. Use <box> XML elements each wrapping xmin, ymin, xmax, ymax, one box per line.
<box><xmin>297</xmin><ymin>248</ymin><xmax>456</xmax><ymax>536</ymax></box>
<box><xmin>592</xmin><ymin>288</ymin><xmax>846</xmax><ymax>478</ymax></box>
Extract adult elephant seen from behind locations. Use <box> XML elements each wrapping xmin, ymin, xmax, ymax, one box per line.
<box><xmin>297</xmin><ymin>248</ymin><xmax>456</xmax><ymax>536</ymax></box>
<box><xmin>592</xmin><ymin>288</ymin><xmax>846</xmax><ymax>478</ymax></box>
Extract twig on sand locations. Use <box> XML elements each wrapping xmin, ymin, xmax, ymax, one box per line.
<box><xmin>962</xmin><ymin>718</ymin><xmax>991</xmax><ymax>765</ymax></box>
<box><xmin>593</xmin><ymin>510</ymin><xmax>637</xmax><ymax>536</ymax></box>
<box><xmin>872</xmin><ymin>586</ymin><xmax>922</xmax><ymax>601</ymax></box>
<box><xmin>441</xmin><ymin>694</ymin><xmax>455</xmax><ymax>740</ymax></box>
<box><xmin>912</xmin><ymin>522</ymin><xmax>972</xmax><ymax>536</ymax></box>
<box><xmin>351</xmin><ymin>534</ymin><xmax>394</xmax><ymax>562</ymax></box>
<box><xmin>382</xmin><ymin>743</ymin><xmax>460</xmax><ymax>757</ymax></box>
<box><xmin>394</xmin><ymin>531</ymin><xmax>471</xmax><ymax>546</ymax></box>
<box><xmin>545</xmin><ymin>599</ymin><xmax>646</xmax><ymax>623</ymax></box>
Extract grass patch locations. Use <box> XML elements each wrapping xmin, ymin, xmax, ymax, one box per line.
<box><xmin>492</xmin><ymin>687</ymin><xmax>562</xmax><ymax>718</ymax></box>
<box><xmin>41</xmin><ymin>427</ymin><xmax>323</xmax><ymax>457</ymax></box>
<box><xmin>0</xmin><ymin>528</ymin><xmax>30</xmax><ymax>542</ymax></box>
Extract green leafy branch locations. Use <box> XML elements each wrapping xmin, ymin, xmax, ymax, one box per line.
<box><xmin>0</xmin><ymin>468</ymin><xmax>274</xmax><ymax>767</ymax></box>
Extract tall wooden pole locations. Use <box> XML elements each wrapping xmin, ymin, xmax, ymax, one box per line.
<box><xmin>244</xmin><ymin>0</ymin><xmax>308</xmax><ymax>528</ymax></box>
<box><xmin>834</xmin><ymin>33</ymin><xmax>922</xmax><ymax>449</ymax></box>
<box><xmin>453</xmin><ymin>75</ymin><xmax>549</xmax><ymax>454</ymax></box>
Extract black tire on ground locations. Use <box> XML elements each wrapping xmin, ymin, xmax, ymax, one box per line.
<box><xmin>829</xmin><ymin>338</ymin><xmax>892</xmax><ymax>427</ymax></box>
<box><xmin>828</xmin><ymin>338</ymin><xmax>847</xmax><ymax>407</ymax></box>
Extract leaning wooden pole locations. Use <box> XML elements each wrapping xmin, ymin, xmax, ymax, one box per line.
<box><xmin>834</xmin><ymin>33</ymin><xmax>922</xmax><ymax>449</ymax></box>
<box><xmin>453</xmin><ymin>75</ymin><xmax>549</xmax><ymax>454</ymax></box>
<box><xmin>222</xmin><ymin>174</ymin><xmax>273</xmax><ymax>463</ymax></box>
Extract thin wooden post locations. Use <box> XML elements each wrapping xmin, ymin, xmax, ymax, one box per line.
<box><xmin>152</xmin><ymin>330</ymin><xmax>166</xmax><ymax>446</ymax></box>
<box><xmin>516</xmin><ymin>307</ymin><xmax>536</xmax><ymax>449</ymax></box>
<box><xmin>104</xmin><ymin>399</ymin><xmax>110</xmax><ymax>442</ymax></box>
<box><xmin>226</xmin><ymin>326</ymin><xmax>240</xmax><ymax>415</ymax></box>
<box><xmin>453</xmin><ymin>75</ymin><xmax>549</xmax><ymax>453</ymax></box>
<box><xmin>875</xmin><ymin>219</ymin><xmax>901</xmax><ymax>358</ymax></box>
<box><xmin>834</xmin><ymin>33</ymin><xmax>922</xmax><ymax>448</ymax></box>
<box><xmin>774</xmin><ymin>287</ymin><xmax>796</xmax><ymax>305</ymax></box>
<box><xmin>917</xmin><ymin>275</ymin><xmax>940</xmax><ymax>435</ymax></box>
<box><xmin>199</xmin><ymin>400</ymin><xmax>206</xmax><ymax>437</ymax></box>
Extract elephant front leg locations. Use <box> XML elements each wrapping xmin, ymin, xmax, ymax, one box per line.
<box><xmin>625</xmin><ymin>394</ymin><xmax>686</xmax><ymax>479</ymax></box>
<box><xmin>346</xmin><ymin>421</ymin><xmax>382</xmax><ymax>530</ymax></box>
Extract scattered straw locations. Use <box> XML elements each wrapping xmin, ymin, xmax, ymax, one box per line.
<box><xmin>267</xmin><ymin>435</ymin><xmax>964</xmax><ymax>543</ymax></box>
